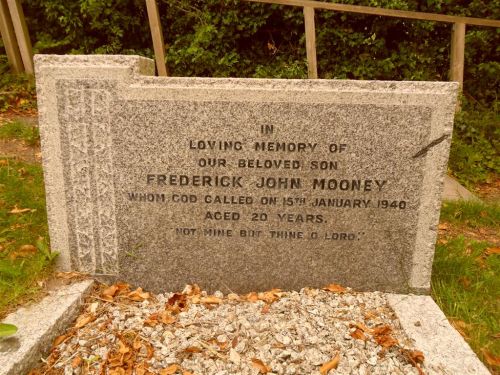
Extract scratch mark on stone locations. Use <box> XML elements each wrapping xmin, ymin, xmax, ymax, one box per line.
<box><xmin>412</xmin><ymin>135</ymin><xmax>449</xmax><ymax>158</ymax></box>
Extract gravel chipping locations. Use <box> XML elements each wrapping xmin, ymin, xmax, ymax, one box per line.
<box><xmin>31</xmin><ymin>283</ymin><xmax>428</xmax><ymax>375</ymax></box>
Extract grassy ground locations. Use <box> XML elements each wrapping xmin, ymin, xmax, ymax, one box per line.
<box><xmin>432</xmin><ymin>200</ymin><xmax>500</xmax><ymax>372</ymax></box>
<box><xmin>0</xmin><ymin>156</ymin><xmax>56</xmax><ymax>317</ymax></box>
<box><xmin>0</xmin><ymin>119</ymin><xmax>39</xmax><ymax>145</ymax></box>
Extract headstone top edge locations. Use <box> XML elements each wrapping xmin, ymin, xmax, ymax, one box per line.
<box><xmin>34</xmin><ymin>54</ymin><xmax>458</xmax><ymax>96</ymax></box>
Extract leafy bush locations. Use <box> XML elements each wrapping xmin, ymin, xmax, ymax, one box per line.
<box><xmin>449</xmin><ymin>104</ymin><xmax>500</xmax><ymax>187</ymax></box>
<box><xmin>20</xmin><ymin>0</ymin><xmax>499</xmax><ymax>105</ymax></box>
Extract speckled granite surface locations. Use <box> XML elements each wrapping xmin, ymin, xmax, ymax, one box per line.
<box><xmin>34</xmin><ymin>55</ymin><xmax>458</xmax><ymax>294</ymax></box>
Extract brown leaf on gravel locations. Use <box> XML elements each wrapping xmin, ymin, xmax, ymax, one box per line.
<box><xmin>74</xmin><ymin>313</ymin><xmax>95</xmax><ymax>329</ymax></box>
<box><xmin>320</xmin><ymin>353</ymin><xmax>340</xmax><ymax>374</ymax></box>
<box><xmin>128</xmin><ymin>287</ymin><xmax>151</xmax><ymax>301</ymax></box>
<box><xmin>9</xmin><ymin>244</ymin><xmax>37</xmax><ymax>259</ymax></box>
<box><xmin>71</xmin><ymin>356</ymin><xmax>82</xmax><ymax>369</ymax></box>
<box><xmin>402</xmin><ymin>349</ymin><xmax>425</xmax><ymax>375</ymax></box>
<box><xmin>53</xmin><ymin>334</ymin><xmax>68</xmax><ymax>346</ymax></box>
<box><xmin>145</xmin><ymin>313</ymin><xmax>159</xmax><ymax>326</ymax></box>
<box><xmin>350</xmin><ymin>322</ymin><xmax>371</xmax><ymax>333</ymax></box>
<box><xmin>258</xmin><ymin>289</ymin><xmax>283</xmax><ymax>304</ymax></box>
<box><xmin>246</xmin><ymin>292</ymin><xmax>259</xmax><ymax>302</ymax></box>
<box><xmin>350</xmin><ymin>328</ymin><xmax>367</xmax><ymax>341</ymax></box>
<box><xmin>372</xmin><ymin>325</ymin><xmax>398</xmax><ymax>349</ymax></box>
<box><xmin>133</xmin><ymin>336</ymin><xmax>142</xmax><ymax>350</ymax></box>
<box><xmin>167</xmin><ymin>293</ymin><xmax>188</xmax><ymax>313</ymax></box>
<box><xmin>183</xmin><ymin>346</ymin><xmax>203</xmax><ymax>353</ymax></box>
<box><xmin>482</xmin><ymin>349</ymin><xmax>500</xmax><ymax>367</ymax></box>
<box><xmin>161</xmin><ymin>364</ymin><xmax>182</xmax><ymax>374</ymax></box>
<box><xmin>231</xmin><ymin>336</ymin><xmax>238</xmax><ymax>348</ymax></box>
<box><xmin>261</xmin><ymin>304</ymin><xmax>270</xmax><ymax>314</ymax></box>
<box><xmin>206</xmin><ymin>337</ymin><xmax>228</xmax><ymax>351</ymax></box>
<box><xmin>146</xmin><ymin>342</ymin><xmax>155</xmax><ymax>359</ymax></box>
<box><xmin>251</xmin><ymin>358</ymin><xmax>271</xmax><ymax>373</ymax></box>
<box><xmin>109</xmin><ymin>368</ymin><xmax>126</xmax><ymax>375</ymax></box>
<box><xmin>102</xmin><ymin>285</ymin><xmax>119</xmax><ymax>299</ymax></box>
<box><xmin>160</xmin><ymin>311</ymin><xmax>177</xmax><ymax>324</ymax></box>
<box><xmin>136</xmin><ymin>362</ymin><xmax>153</xmax><ymax>375</ymax></box>
<box><xmin>409</xmin><ymin>350</ymin><xmax>425</xmax><ymax>364</ymax></box>
<box><xmin>200</xmin><ymin>296</ymin><xmax>222</xmax><ymax>304</ymax></box>
<box><xmin>323</xmin><ymin>283</ymin><xmax>346</xmax><ymax>293</ymax></box>
<box><xmin>363</xmin><ymin>310</ymin><xmax>378</xmax><ymax>320</ymax></box>
<box><xmin>118</xmin><ymin>340</ymin><xmax>130</xmax><ymax>354</ymax></box>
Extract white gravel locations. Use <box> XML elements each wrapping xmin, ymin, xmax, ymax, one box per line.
<box><xmin>38</xmin><ymin>285</ymin><xmax>427</xmax><ymax>375</ymax></box>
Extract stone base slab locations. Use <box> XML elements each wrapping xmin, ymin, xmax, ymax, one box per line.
<box><xmin>0</xmin><ymin>280</ymin><xmax>94</xmax><ymax>375</ymax></box>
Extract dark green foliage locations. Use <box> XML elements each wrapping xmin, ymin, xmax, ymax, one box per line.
<box><xmin>449</xmin><ymin>103</ymin><xmax>500</xmax><ymax>187</ymax></box>
<box><xmin>21</xmin><ymin>0</ymin><xmax>499</xmax><ymax>105</ymax></box>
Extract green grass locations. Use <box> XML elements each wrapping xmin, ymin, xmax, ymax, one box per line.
<box><xmin>0</xmin><ymin>120</ymin><xmax>40</xmax><ymax>146</ymax></box>
<box><xmin>432</xmin><ymin>200</ymin><xmax>500</xmax><ymax>371</ymax></box>
<box><xmin>0</xmin><ymin>158</ymin><xmax>56</xmax><ymax>316</ymax></box>
<box><xmin>440</xmin><ymin>200</ymin><xmax>500</xmax><ymax>228</ymax></box>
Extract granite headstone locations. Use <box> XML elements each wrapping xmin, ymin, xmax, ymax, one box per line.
<box><xmin>35</xmin><ymin>55</ymin><xmax>458</xmax><ymax>294</ymax></box>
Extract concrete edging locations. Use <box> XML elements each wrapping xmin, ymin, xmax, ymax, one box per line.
<box><xmin>387</xmin><ymin>294</ymin><xmax>490</xmax><ymax>375</ymax></box>
<box><xmin>0</xmin><ymin>280</ymin><xmax>94</xmax><ymax>375</ymax></box>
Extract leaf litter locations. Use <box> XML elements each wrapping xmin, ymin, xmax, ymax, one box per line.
<box><xmin>29</xmin><ymin>283</ymin><xmax>430</xmax><ymax>375</ymax></box>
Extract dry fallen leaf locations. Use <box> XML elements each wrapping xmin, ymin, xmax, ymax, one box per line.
<box><xmin>161</xmin><ymin>364</ymin><xmax>182</xmax><ymax>374</ymax></box>
<box><xmin>9</xmin><ymin>206</ymin><xmax>34</xmax><ymax>214</ymax></box>
<box><xmin>128</xmin><ymin>287</ymin><xmax>151</xmax><ymax>301</ymax></box>
<box><xmin>184</xmin><ymin>346</ymin><xmax>203</xmax><ymax>353</ymax></box>
<box><xmin>74</xmin><ymin>313</ymin><xmax>95</xmax><ymax>329</ymax></box>
<box><xmin>9</xmin><ymin>244</ymin><xmax>37</xmax><ymax>259</ymax></box>
<box><xmin>438</xmin><ymin>223</ymin><xmax>449</xmax><ymax>230</ymax></box>
<box><xmin>482</xmin><ymin>349</ymin><xmax>500</xmax><ymax>367</ymax></box>
<box><xmin>485</xmin><ymin>247</ymin><xmax>500</xmax><ymax>256</ymax></box>
<box><xmin>102</xmin><ymin>284</ymin><xmax>119</xmax><ymax>299</ymax></box>
<box><xmin>160</xmin><ymin>311</ymin><xmax>176</xmax><ymax>324</ymax></box>
<box><xmin>320</xmin><ymin>353</ymin><xmax>340</xmax><ymax>374</ymax></box>
<box><xmin>450</xmin><ymin>319</ymin><xmax>469</xmax><ymax>339</ymax></box>
<box><xmin>55</xmin><ymin>271</ymin><xmax>87</xmax><ymax>280</ymax></box>
<box><xmin>118</xmin><ymin>340</ymin><xmax>130</xmax><ymax>354</ymax></box>
<box><xmin>246</xmin><ymin>292</ymin><xmax>259</xmax><ymax>302</ymax></box>
<box><xmin>251</xmin><ymin>358</ymin><xmax>271</xmax><ymax>374</ymax></box>
<box><xmin>200</xmin><ymin>296</ymin><xmax>222</xmax><ymax>304</ymax></box>
<box><xmin>408</xmin><ymin>350</ymin><xmax>425</xmax><ymax>364</ymax></box>
<box><xmin>71</xmin><ymin>356</ymin><xmax>82</xmax><ymax>369</ymax></box>
<box><xmin>323</xmin><ymin>283</ymin><xmax>346</xmax><ymax>293</ymax></box>
<box><xmin>53</xmin><ymin>334</ymin><xmax>68</xmax><ymax>346</ymax></box>
<box><xmin>372</xmin><ymin>325</ymin><xmax>398</xmax><ymax>349</ymax></box>
<box><xmin>350</xmin><ymin>328</ymin><xmax>367</xmax><ymax>341</ymax></box>
<box><xmin>261</xmin><ymin>304</ymin><xmax>270</xmax><ymax>314</ymax></box>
